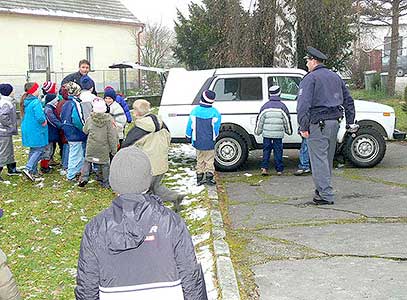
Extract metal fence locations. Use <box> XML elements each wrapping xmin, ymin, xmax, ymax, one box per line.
<box><xmin>0</xmin><ymin>68</ymin><xmax>162</xmax><ymax>98</ymax></box>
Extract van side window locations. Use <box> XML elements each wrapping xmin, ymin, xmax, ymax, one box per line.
<box><xmin>268</xmin><ymin>76</ymin><xmax>301</xmax><ymax>100</ymax></box>
<box><xmin>213</xmin><ymin>77</ymin><xmax>263</xmax><ymax>101</ymax></box>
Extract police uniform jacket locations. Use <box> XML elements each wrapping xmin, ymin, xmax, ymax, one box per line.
<box><xmin>296</xmin><ymin>65</ymin><xmax>355</xmax><ymax>131</ymax></box>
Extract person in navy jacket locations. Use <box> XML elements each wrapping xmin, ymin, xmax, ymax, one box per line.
<box><xmin>297</xmin><ymin>46</ymin><xmax>356</xmax><ymax>205</ymax></box>
<box><xmin>186</xmin><ymin>90</ymin><xmax>221</xmax><ymax>186</ymax></box>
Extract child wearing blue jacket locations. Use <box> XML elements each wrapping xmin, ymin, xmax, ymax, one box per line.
<box><xmin>20</xmin><ymin>82</ymin><xmax>48</xmax><ymax>181</ymax></box>
<box><xmin>60</xmin><ymin>82</ymin><xmax>87</xmax><ymax>181</ymax></box>
<box><xmin>186</xmin><ymin>90</ymin><xmax>221</xmax><ymax>186</ymax></box>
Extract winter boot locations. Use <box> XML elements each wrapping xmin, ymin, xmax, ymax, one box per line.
<box><xmin>205</xmin><ymin>172</ymin><xmax>216</xmax><ymax>186</ymax></box>
<box><xmin>197</xmin><ymin>173</ymin><xmax>205</xmax><ymax>186</ymax></box>
<box><xmin>7</xmin><ymin>163</ymin><xmax>21</xmax><ymax>175</ymax></box>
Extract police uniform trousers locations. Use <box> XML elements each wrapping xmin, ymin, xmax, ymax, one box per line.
<box><xmin>307</xmin><ymin>120</ymin><xmax>339</xmax><ymax>202</ymax></box>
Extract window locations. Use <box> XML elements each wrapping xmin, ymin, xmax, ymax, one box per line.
<box><xmin>213</xmin><ymin>77</ymin><xmax>263</xmax><ymax>101</ymax></box>
<box><xmin>384</xmin><ymin>36</ymin><xmax>403</xmax><ymax>56</ymax></box>
<box><xmin>86</xmin><ymin>47</ymin><xmax>94</xmax><ymax>70</ymax></box>
<box><xmin>28</xmin><ymin>45</ymin><xmax>50</xmax><ymax>72</ymax></box>
<box><xmin>268</xmin><ymin>76</ymin><xmax>301</xmax><ymax>101</ymax></box>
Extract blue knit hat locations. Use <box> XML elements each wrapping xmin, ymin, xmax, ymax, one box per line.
<box><xmin>80</xmin><ymin>75</ymin><xmax>94</xmax><ymax>91</ymax></box>
<box><xmin>0</xmin><ymin>83</ymin><xmax>13</xmax><ymax>96</ymax></box>
<box><xmin>104</xmin><ymin>88</ymin><xmax>117</xmax><ymax>101</ymax></box>
<box><xmin>200</xmin><ymin>90</ymin><xmax>216</xmax><ymax>105</ymax></box>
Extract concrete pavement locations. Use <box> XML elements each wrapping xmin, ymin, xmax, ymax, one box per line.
<box><xmin>218</xmin><ymin>142</ymin><xmax>407</xmax><ymax>300</ymax></box>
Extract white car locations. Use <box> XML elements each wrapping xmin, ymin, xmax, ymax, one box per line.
<box><xmin>109</xmin><ymin>63</ymin><xmax>405</xmax><ymax>171</ymax></box>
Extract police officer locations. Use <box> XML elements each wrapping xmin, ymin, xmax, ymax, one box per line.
<box><xmin>297</xmin><ymin>47</ymin><xmax>357</xmax><ymax>205</ymax></box>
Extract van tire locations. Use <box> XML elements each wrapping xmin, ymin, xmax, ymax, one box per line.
<box><xmin>215</xmin><ymin>130</ymin><xmax>248</xmax><ymax>171</ymax></box>
<box><xmin>343</xmin><ymin>127</ymin><xmax>386</xmax><ymax>168</ymax></box>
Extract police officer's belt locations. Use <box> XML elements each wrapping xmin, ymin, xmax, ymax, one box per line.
<box><xmin>310</xmin><ymin>106</ymin><xmax>343</xmax><ymax>124</ymax></box>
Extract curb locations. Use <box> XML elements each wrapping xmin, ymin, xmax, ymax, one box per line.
<box><xmin>208</xmin><ymin>186</ymin><xmax>241</xmax><ymax>300</ymax></box>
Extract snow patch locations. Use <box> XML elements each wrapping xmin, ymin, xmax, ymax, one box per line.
<box><xmin>4</xmin><ymin>200</ymin><xmax>15</xmax><ymax>204</ymax></box>
<box><xmin>1</xmin><ymin>180</ymin><xmax>11</xmax><ymax>185</ymax></box>
<box><xmin>192</xmin><ymin>232</ymin><xmax>210</xmax><ymax>246</ymax></box>
<box><xmin>189</xmin><ymin>207</ymin><xmax>208</xmax><ymax>221</ymax></box>
<box><xmin>51</xmin><ymin>228</ymin><xmax>62</xmax><ymax>235</ymax></box>
<box><xmin>196</xmin><ymin>245</ymin><xmax>217</xmax><ymax>300</ymax></box>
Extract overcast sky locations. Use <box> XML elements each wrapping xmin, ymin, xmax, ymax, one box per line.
<box><xmin>120</xmin><ymin>0</ymin><xmax>252</xmax><ymax>29</ymax></box>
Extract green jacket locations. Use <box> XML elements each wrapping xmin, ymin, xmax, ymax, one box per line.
<box><xmin>83</xmin><ymin>113</ymin><xmax>118</xmax><ymax>164</ymax></box>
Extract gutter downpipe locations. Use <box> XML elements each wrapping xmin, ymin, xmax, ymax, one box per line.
<box><xmin>137</xmin><ymin>24</ymin><xmax>145</xmax><ymax>89</ymax></box>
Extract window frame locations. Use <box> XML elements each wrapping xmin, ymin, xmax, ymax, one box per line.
<box><xmin>28</xmin><ymin>45</ymin><xmax>51</xmax><ymax>72</ymax></box>
<box><xmin>267</xmin><ymin>75</ymin><xmax>302</xmax><ymax>101</ymax></box>
<box><xmin>210</xmin><ymin>75</ymin><xmax>264</xmax><ymax>102</ymax></box>
<box><xmin>86</xmin><ymin>46</ymin><xmax>94</xmax><ymax>71</ymax></box>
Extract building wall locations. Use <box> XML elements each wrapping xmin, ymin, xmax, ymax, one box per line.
<box><xmin>0</xmin><ymin>13</ymin><xmax>140</xmax><ymax>94</ymax></box>
<box><xmin>360</xmin><ymin>24</ymin><xmax>407</xmax><ymax>56</ymax></box>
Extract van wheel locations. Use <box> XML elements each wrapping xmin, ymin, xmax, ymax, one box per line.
<box><xmin>397</xmin><ymin>68</ymin><xmax>405</xmax><ymax>77</ymax></box>
<box><xmin>344</xmin><ymin>127</ymin><xmax>386</xmax><ymax>168</ymax></box>
<box><xmin>215</xmin><ymin>131</ymin><xmax>248</xmax><ymax>171</ymax></box>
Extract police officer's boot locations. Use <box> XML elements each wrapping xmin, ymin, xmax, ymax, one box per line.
<box><xmin>7</xmin><ymin>163</ymin><xmax>21</xmax><ymax>175</ymax></box>
<box><xmin>197</xmin><ymin>173</ymin><xmax>205</xmax><ymax>186</ymax></box>
<box><xmin>205</xmin><ymin>172</ymin><xmax>216</xmax><ymax>186</ymax></box>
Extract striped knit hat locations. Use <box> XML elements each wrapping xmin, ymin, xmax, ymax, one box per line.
<box><xmin>200</xmin><ymin>90</ymin><xmax>216</xmax><ymax>105</ymax></box>
<box><xmin>269</xmin><ymin>85</ymin><xmax>281</xmax><ymax>97</ymax></box>
<box><xmin>42</xmin><ymin>81</ymin><xmax>57</xmax><ymax>94</ymax></box>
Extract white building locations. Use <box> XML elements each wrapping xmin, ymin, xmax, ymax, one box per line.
<box><xmin>0</xmin><ymin>0</ymin><xmax>144</xmax><ymax>95</ymax></box>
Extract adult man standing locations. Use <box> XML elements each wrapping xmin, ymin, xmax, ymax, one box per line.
<box><xmin>61</xmin><ymin>59</ymin><xmax>97</xmax><ymax>95</ymax></box>
<box><xmin>297</xmin><ymin>47</ymin><xmax>357</xmax><ymax>205</ymax></box>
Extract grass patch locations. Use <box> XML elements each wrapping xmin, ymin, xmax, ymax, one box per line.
<box><xmin>350</xmin><ymin>89</ymin><xmax>407</xmax><ymax>132</ymax></box>
<box><xmin>0</xmin><ymin>137</ymin><xmax>214</xmax><ymax>299</ymax></box>
<box><xmin>216</xmin><ymin>177</ymin><xmax>259</xmax><ymax>300</ymax></box>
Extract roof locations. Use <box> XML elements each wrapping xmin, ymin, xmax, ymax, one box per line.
<box><xmin>0</xmin><ymin>0</ymin><xmax>142</xmax><ymax>25</ymax></box>
<box><xmin>214</xmin><ymin>67</ymin><xmax>307</xmax><ymax>76</ymax></box>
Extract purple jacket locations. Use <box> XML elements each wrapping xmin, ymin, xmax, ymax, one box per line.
<box><xmin>0</xmin><ymin>96</ymin><xmax>18</xmax><ymax>137</ymax></box>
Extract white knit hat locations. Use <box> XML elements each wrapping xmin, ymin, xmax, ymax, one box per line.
<box><xmin>92</xmin><ymin>97</ymin><xmax>107</xmax><ymax>113</ymax></box>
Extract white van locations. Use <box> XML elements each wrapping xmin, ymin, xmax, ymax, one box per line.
<box><xmin>110</xmin><ymin>63</ymin><xmax>405</xmax><ymax>171</ymax></box>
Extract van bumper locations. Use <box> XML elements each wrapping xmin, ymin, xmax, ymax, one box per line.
<box><xmin>393</xmin><ymin>129</ymin><xmax>406</xmax><ymax>140</ymax></box>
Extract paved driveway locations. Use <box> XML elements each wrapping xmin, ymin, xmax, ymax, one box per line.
<box><xmin>218</xmin><ymin>141</ymin><xmax>407</xmax><ymax>300</ymax></box>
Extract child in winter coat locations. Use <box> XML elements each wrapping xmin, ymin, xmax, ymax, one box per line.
<box><xmin>60</xmin><ymin>82</ymin><xmax>87</xmax><ymax>180</ymax></box>
<box><xmin>40</xmin><ymin>81</ymin><xmax>60</xmax><ymax>173</ymax></box>
<box><xmin>186</xmin><ymin>90</ymin><xmax>221</xmax><ymax>186</ymax></box>
<box><xmin>0</xmin><ymin>84</ymin><xmax>21</xmax><ymax>181</ymax></box>
<box><xmin>78</xmin><ymin>98</ymin><xmax>118</xmax><ymax>188</ymax></box>
<box><xmin>20</xmin><ymin>82</ymin><xmax>48</xmax><ymax>181</ymax></box>
<box><xmin>254</xmin><ymin>85</ymin><xmax>293</xmax><ymax>175</ymax></box>
<box><xmin>104</xmin><ymin>86</ymin><xmax>132</xmax><ymax>123</ymax></box>
<box><xmin>55</xmin><ymin>86</ymin><xmax>70</xmax><ymax>172</ymax></box>
<box><xmin>104</xmin><ymin>88</ymin><xmax>126</xmax><ymax>146</ymax></box>
<box><xmin>75</xmin><ymin>147</ymin><xmax>207</xmax><ymax>300</ymax></box>
<box><xmin>122</xmin><ymin>99</ymin><xmax>183</xmax><ymax>211</ymax></box>
<box><xmin>78</xmin><ymin>75</ymin><xmax>94</xmax><ymax>121</ymax></box>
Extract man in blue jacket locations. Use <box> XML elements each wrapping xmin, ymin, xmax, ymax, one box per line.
<box><xmin>186</xmin><ymin>90</ymin><xmax>221</xmax><ymax>186</ymax></box>
<box><xmin>61</xmin><ymin>59</ymin><xmax>97</xmax><ymax>95</ymax></box>
<box><xmin>297</xmin><ymin>47</ymin><xmax>357</xmax><ymax>205</ymax></box>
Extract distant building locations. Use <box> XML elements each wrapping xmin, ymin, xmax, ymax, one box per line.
<box><xmin>0</xmin><ymin>0</ymin><xmax>144</xmax><ymax>94</ymax></box>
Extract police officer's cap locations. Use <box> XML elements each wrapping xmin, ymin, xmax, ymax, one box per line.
<box><xmin>304</xmin><ymin>46</ymin><xmax>327</xmax><ymax>61</ymax></box>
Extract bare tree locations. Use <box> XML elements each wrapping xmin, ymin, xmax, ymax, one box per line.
<box><xmin>134</xmin><ymin>22</ymin><xmax>177</xmax><ymax>68</ymax></box>
<box><xmin>132</xmin><ymin>22</ymin><xmax>177</xmax><ymax>93</ymax></box>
